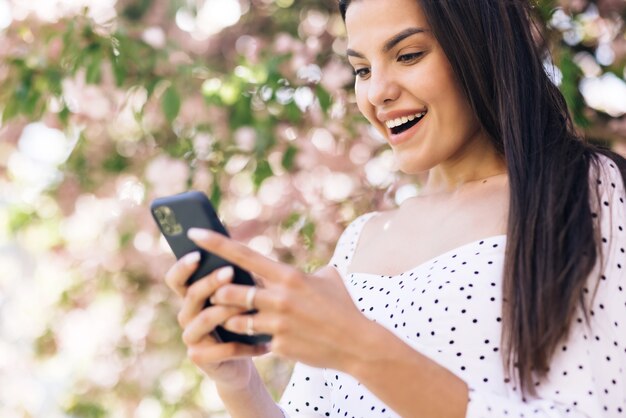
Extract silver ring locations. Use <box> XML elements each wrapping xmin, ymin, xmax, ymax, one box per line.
<box><xmin>246</xmin><ymin>316</ymin><xmax>255</xmax><ymax>336</ymax></box>
<box><xmin>245</xmin><ymin>286</ymin><xmax>257</xmax><ymax>311</ymax></box>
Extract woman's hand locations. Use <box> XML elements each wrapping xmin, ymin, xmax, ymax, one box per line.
<box><xmin>186</xmin><ymin>228</ymin><xmax>374</xmax><ymax>373</ymax></box>
<box><xmin>164</xmin><ymin>252</ymin><xmax>270</xmax><ymax>390</ymax></box>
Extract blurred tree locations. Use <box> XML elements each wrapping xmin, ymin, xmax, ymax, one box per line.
<box><xmin>0</xmin><ymin>0</ymin><xmax>624</xmax><ymax>417</ymax></box>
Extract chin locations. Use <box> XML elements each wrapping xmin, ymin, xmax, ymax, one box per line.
<box><xmin>393</xmin><ymin>151</ymin><xmax>434</xmax><ymax>175</ymax></box>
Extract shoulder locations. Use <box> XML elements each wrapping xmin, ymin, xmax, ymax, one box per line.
<box><xmin>333</xmin><ymin>211</ymin><xmax>379</xmax><ymax>250</ymax></box>
<box><xmin>587</xmin><ymin>152</ymin><xmax>626</xmax><ymax>221</ymax></box>
<box><xmin>329</xmin><ymin>211</ymin><xmax>379</xmax><ymax>276</ymax></box>
<box><xmin>588</xmin><ymin>152</ymin><xmax>626</xmax><ymax>194</ymax></box>
<box><xmin>586</xmin><ymin>152</ymin><xmax>625</xmax><ymax>287</ymax></box>
<box><xmin>335</xmin><ymin>211</ymin><xmax>378</xmax><ymax>242</ymax></box>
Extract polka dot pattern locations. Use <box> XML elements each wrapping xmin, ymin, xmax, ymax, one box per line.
<box><xmin>280</xmin><ymin>155</ymin><xmax>626</xmax><ymax>417</ymax></box>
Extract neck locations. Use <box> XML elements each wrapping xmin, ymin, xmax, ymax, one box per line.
<box><xmin>420</xmin><ymin>142</ymin><xmax>507</xmax><ymax>196</ymax></box>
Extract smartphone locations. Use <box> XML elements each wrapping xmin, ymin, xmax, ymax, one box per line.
<box><xmin>151</xmin><ymin>191</ymin><xmax>271</xmax><ymax>345</ymax></box>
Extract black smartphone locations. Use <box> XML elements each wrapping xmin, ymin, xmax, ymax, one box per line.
<box><xmin>151</xmin><ymin>191</ymin><xmax>271</xmax><ymax>345</ymax></box>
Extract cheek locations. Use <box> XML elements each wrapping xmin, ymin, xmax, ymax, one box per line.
<box><xmin>354</xmin><ymin>82</ymin><xmax>366</xmax><ymax>112</ymax></box>
<box><xmin>355</xmin><ymin>83</ymin><xmax>376</xmax><ymax>124</ymax></box>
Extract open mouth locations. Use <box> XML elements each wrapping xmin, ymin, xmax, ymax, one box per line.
<box><xmin>386</xmin><ymin>111</ymin><xmax>427</xmax><ymax>135</ymax></box>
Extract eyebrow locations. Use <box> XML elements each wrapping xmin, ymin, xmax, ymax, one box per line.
<box><xmin>346</xmin><ymin>27</ymin><xmax>427</xmax><ymax>59</ymax></box>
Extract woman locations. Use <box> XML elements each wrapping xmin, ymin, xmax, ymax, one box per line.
<box><xmin>164</xmin><ymin>0</ymin><xmax>626</xmax><ymax>416</ymax></box>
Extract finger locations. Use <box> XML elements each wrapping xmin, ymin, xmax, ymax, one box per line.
<box><xmin>177</xmin><ymin>266</ymin><xmax>234</xmax><ymax>327</ymax></box>
<box><xmin>165</xmin><ymin>251</ymin><xmax>201</xmax><ymax>297</ymax></box>
<box><xmin>187</xmin><ymin>229</ymin><xmax>298</xmax><ymax>285</ymax></box>
<box><xmin>182</xmin><ymin>305</ymin><xmax>248</xmax><ymax>345</ymax></box>
<box><xmin>187</xmin><ymin>339</ymin><xmax>270</xmax><ymax>364</ymax></box>
<box><xmin>222</xmin><ymin>312</ymin><xmax>279</xmax><ymax>337</ymax></box>
<box><xmin>211</xmin><ymin>284</ymin><xmax>281</xmax><ymax>312</ymax></box>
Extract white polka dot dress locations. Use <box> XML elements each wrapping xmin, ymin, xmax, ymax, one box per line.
<box><xmin>279</xmin><ymin>155</ymin><xmax>626</xmax><ymax>418</ymax></box>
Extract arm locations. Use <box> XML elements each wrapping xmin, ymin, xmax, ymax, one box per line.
<box><xmin>216</xmin><ymin>362</ymin><xmax>286</xmax><ymax>418</ymax></box>
<box><xmin>347</xmin><ymin>321</ymin><xmax>470</xmax><ymax>418</ymax></box>
<box><xmin>344</xmin><ymin>315</ymin><xmax>604</xmax><ymax>417</ymax></box>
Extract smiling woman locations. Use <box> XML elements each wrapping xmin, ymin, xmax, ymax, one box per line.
<box><xmin>161</xmin><ymin>0</ymin><xmax>626</xmax><ymax>417</ymax></box>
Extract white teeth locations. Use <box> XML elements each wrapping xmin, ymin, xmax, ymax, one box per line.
<box><xmin>385</xmin><ymin>111</ymin><xmax>426</xmax><ymax>129</ymax></box>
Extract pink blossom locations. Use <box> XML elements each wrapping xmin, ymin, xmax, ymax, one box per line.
<box><xmin>62</xmin><ymin>71</ymin><xmax>112</xmax><ymax>120</ymax></box>
<box><xmin>145</xmin><ymin>156</ymin><xmax>190</xmax><ymax>196</ymax></box>
<box><xmin>321</xmin><ymin>60</ymin><xmax>355</xmax><ymax>92</ymax></box>
<box><xmin>273</xmin><ymin>33</ymin><xmax>295</xmax><ymax>54</ymax></box>
<box><xmin>234</xmin><ymin>127</ymin><xmax>257</xmax><ymax>152</ymax></box>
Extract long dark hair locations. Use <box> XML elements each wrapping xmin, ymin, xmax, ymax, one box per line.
<box><xmin>339</xmin><ymin>0</ymin><xmax>626</xmax><ymax>395</ymax></box>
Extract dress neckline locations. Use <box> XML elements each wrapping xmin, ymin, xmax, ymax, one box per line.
<box><xmin>347</xmin><ymin>234</ymin><xmax>507</xmax><ymax>279</ymax></box>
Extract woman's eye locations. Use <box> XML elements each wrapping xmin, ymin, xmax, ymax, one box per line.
<box><xmin>353</xmin><ymin>68</ymin><xmax>370</xmax><ymax>79</ymax></box>
<box><xmin>398</xmin><ymin>52</ymin><xmax>423</xmax><ymax>63</ymax></box>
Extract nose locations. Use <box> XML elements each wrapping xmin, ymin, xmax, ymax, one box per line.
<box><xmin>367</xmin><ymin>67</ymin><xmax>400</xmax><ymax>106</ymax></box>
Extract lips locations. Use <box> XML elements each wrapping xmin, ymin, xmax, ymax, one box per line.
<box><xmin>386</xmin><ymin>111</ymin><xmax>427</xmax><ymax>135</ymax></box>
<box><xmin>382</xmin><ymin>109</ymin><xmax>428</xmax><ymax>146</ymax></box>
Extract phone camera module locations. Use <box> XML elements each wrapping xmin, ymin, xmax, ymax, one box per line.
<box><xmin>154</xmin><ymin>206</ymin><xmax>183</xmax><ymax>236</ymax></box>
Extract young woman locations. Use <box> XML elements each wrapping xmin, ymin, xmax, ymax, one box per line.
<box><xmin>164</xmin><ymin>0</ymin><xmax>626</xmax><ymax>416</ymax></box>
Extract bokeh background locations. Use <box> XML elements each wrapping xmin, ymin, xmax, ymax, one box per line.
<box><xmin>0</xmin><ymin>0</ymin><xmax>624</xmax><ymax>417</ymax></box>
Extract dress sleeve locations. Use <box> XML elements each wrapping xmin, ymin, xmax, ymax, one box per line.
<box><xmin>328</xmin><ymin>212</ymin><xmax>378</xmax><ymax>279</ymax></box>
<box><xmin>278</xmin><ymin>363</ymin><xmax>331</xmax><ymax>417</ymax></box>
<box><xmin>465</xmin><ymin>155</ymin><xmax>626</xmax><ymax>418</ymax></box>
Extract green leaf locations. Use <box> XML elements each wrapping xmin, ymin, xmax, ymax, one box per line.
<box><xmin>536</xmin><ymin>0</ymin><xmax>557</xmax><ymax>22</ymax></box>
<box><xmin>316</xmin><ymin>85</ymin><xmax>332</xmax><ymax>113</ymax></box>
<box><xmin>162</xmin><ymin>85</ymin><xmax>181</xmax><ymax>123</ymax></box>
<box><xmin>282</xmin><ymin>212</ymin><xmax>301</xmax><ymax>229</ymax></box>
<box><xmin>2</xmin><ymin>98</ymin><xmax>19</xmax><ymax>122</ymax></box>
<box><xmin>123</xmin><ymin>0</ymin><xmax>153</xmax><ymax>20</ymax></box>
<box><xmin>253</xmin><ymin>160</ymin><xmax>274</xmax><ymax>188</ymax></box>
<box><xmin>111</xmin><ymin>57</ymin><xmax>126</xmax><ymax>87</ymax></box>
<box><xmin>8</xmin><ymin>208</ymin><xmax>35</xmax><ymax>233</ymax></box>
<box><xmin>119</xmin><ymin>231</ymin><xmax>134</xmax><ymax>247</ymax></box>
<box><xmin>254</xmin><ymin>126</ymin><xmax>275</xmax><ymax>155</ymax></box>
<box><xmin>65</xmin><ymin>401</ymin><xmax>107</xmax><ymax>418</ymax></box>
<box><xmin>210</xmin><ymin>181</ymin><xmax>222</xmax><ymax>208</ymax></box>
<box><xmin>103</xmin><ymin>153</ymin><xmax>129</xmax><ymax>173</ymax></box>
<box><xmin>86</xmin><ymin>52</ymin><xmax>103</xmax><ymax>84</ymax></box>
<box><xmin>44</xmin><ymin>68</ymin><xmax>63</xmax><ymax>96</ymax></box>
<box><xmin>558</xmin><ymin>49</ymin><xmax>588</xmax><ymax>128</ymax></box>
<box><xmin>145</xmin><ymin>77</ymin><xmax>161</xmax><ymax>97</ymax></box>
<box><xmin>301</xmin><ymin>220</ymin><xmax>316</xmax><ymax>249</ymax></box>
<box><xmin>24</xmin><ymin>90</ymin><xmax>42</xmax><ymax>116</ymax></box>
<box><xmin>281</xmin><ymin>144</ymin><xmax>298</xmax><ymax>171</ymax></box>
<box><xmin>232</xmin><ymin>95</ymin><xmax>253</xmax><ymax>127</ymax></box>
<box><xmin>59</xmin><ymin>105</ymin><xmax>70</xmax><ymax>124</ymax></box>
<box><xmin>284</xmin><ymin>102</ymin><xmax>302</xmax><ymax>123</ymax></box>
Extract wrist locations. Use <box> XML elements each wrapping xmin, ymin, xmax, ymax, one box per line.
<box><xmin>341</xmin><ymin>318</ymin><xmax>394</xmax><ymax>379</ymax></box>
<box><xmin>214</xmin><ymin>359</ymin><xmax>286</xmax><ymax>418</ymax></box>
<box><xmin>214</xmin><ymin>359</ymin><xmax>256</xmax><ymax>394</ymax></box>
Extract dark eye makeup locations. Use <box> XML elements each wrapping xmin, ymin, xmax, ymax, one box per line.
<box><xmin>398</xmin><ymin>51</ymin><xmax>424</xmax><ymax>63</ymax></box>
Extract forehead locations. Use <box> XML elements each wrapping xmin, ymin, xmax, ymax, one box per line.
<box><xmin>345</xmin><ymin>0</ymin><xmax>430</xmax><ymax>45</ymax></box>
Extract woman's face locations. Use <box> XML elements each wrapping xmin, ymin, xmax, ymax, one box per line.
<box><xmin>345</xmin><ymin>0</ymin><xmax>489</xmax><ymax>175</ymax></box>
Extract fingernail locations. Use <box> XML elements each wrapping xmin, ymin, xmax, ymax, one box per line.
<box><xmin>182</xmin><ymin>251</ymin><xmax>201</xmax><ymax>266</ymax></box>
<box><xmin>217</xmin><ymin>266</ymin><xmax>234</xmax><ymax>282</ymax></box>
<box><xmin>187</xmin><ymin>228</ymin><xmax>211</xmax><ymax>241</ymax></box>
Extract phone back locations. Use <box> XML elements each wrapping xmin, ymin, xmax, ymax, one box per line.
<box><xmin>150</xmin><ymin>191</ymin><xmax>250</xmax><ymax>286</ymax></box>
<box><xmin>151</xmin><ymin>191</ymin><xmax>271</xmax><ymax>345</ymax></box>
